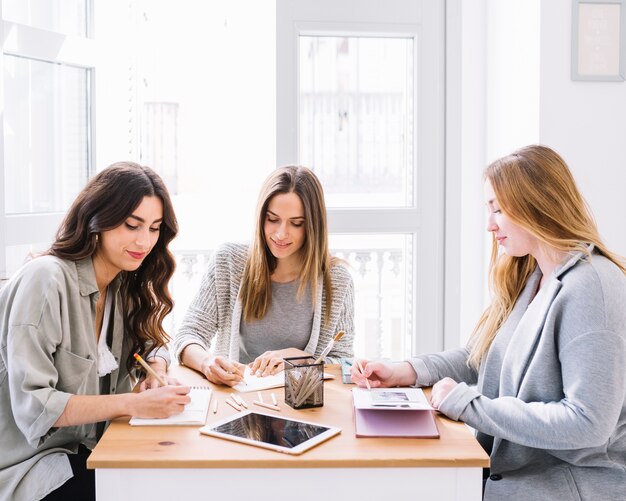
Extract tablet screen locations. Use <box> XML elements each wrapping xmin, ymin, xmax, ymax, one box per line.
<box><xmin>213</xmin><ymin>413</ymin><xmax>329</xmax><ymax>448</ymax></box>
<box><xmin>200</xmin><ymin>411</ymin><xmax>341</xmax><ymax>454</ymax></box>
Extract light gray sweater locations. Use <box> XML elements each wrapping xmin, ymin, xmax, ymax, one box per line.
<box><xmin>173</xmin><ymin>243</ymin><xmax>355</xmax><ymax>364</ymax></box>
<box><xmin>409</xmin><ymin>248</ymin><xmax>626</xmax><ymax>500</ymax></box>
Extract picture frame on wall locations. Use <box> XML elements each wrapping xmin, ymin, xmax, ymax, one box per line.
<box><xmin>571</xmin><ymin>0</ymin><xmax>626</xmax><ymax>81</ymax></box>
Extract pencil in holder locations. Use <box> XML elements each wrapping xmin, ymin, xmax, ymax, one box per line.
<box><xmin>284</xmin><ymin>356</ymin><xmax>324</xmax><ymax>409</ymax></box>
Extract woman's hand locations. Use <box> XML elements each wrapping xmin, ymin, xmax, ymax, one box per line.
<box><xmin>249</xmin><ymin>348</ymin><xmax>308</xmax><ymax>377</ymax></box>
<box><xmin>429</xmin><ymin>377</ymin><xmax>458</xmax><ymax>409</ymax></box>
<box><xmin>200</xmin><ymin>355</ymin><xmax>245</xmax><ymax>386</ymax></box>
<box><xmin>131</xmin><ymin>385</ymin><xmax>191</xmax><ymax>418</ymax></box>
<box><xmin>138</xmin><ymin>357</ymin><xmax>181</xmax><ymax>391</ymax></box>
<box><xmin>350</xmin><ymin>360</ymin><xmax>418</xmax><ymax>388</ymax></box>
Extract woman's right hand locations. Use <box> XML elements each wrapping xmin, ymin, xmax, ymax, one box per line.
<box><xmin>200</xmin><ymin>355</ymin><xmax>245</xmax><ymax>386</ymax></box>
<box><xmin>131</xmin><ymin>385</ymin><xmax>191</xmax><ymax>418</ymax></box>
<box><xmin>350</xmin><ymin>360</ymin><xmax>417</xmax><ymax>388</ymax></box>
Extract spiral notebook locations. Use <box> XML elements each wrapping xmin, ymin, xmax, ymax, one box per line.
<box><xmin>129</xmin><ymin>386</ymin><xmax>212</xmax><ymax>426</ymax></box>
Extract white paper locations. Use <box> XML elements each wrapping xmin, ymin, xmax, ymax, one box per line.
<box><xmin>129</xmin><ymin>387</ymin><xmax>212</xmax><ymax>426</ymax></box>
<box><xmin>233</xmin><ymin>366</ymin><xmax>335</xmax><ymax>393</ymax></box>
<box><xmin>233</xmin><ymin>367</ymin><xmax>286</xmax><ymax>393</ymax></box>
<box><xmin>352</xmin><ymin>387</ymin><xmax>432</xmax><ymax>411</ymax></box>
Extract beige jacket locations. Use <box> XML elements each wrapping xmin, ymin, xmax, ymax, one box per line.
<box><xmin>0</xmin><ymin>256</ymin><xmax>135</xmax><ymax>501</ymax></box>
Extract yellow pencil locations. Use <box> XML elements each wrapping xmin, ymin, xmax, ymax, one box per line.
<box><xmin>133</xmin><ymin>353</ymin><xmax>167</xmax><ymax>386</ymax></box>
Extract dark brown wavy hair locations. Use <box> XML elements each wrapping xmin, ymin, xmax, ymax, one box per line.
<box><xmin>48</xmin><ymin>161</ymin><xmax>178</xmax><ymax>371</ymax></box>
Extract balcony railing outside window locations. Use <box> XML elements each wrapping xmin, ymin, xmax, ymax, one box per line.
<box><xmin>169</xmin><ymin>237</ymin><xmax>412</xmax><ymax>361</ymax></box>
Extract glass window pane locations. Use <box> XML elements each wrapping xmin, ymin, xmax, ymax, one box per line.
<box><xmin>2</xmin><ymin>0</ymin><xmax>88</xmax><ymax>37</ymax></box>
<box><xmin>299</xmin><ymin>36</ymin><xmax>414</xmax><ymax>208</ymax></box>
<box><xmin>141</xmin><ymin>102</ymin><xmax>179</xmax><ymax>195</ymax></box>
<box><xmin>330</xmin><ymin>233</ymin><xmax>413</xmax><ymax>360</ymax></box>
<box><xmin>132</xmin><ymin>0</ymin><xmax>275</xmax><ymax>253</ymax></box>
<box><xmin>4</xmin><ymin>55</ymin><xmax>91</xmax><ymax>214</ymax></box>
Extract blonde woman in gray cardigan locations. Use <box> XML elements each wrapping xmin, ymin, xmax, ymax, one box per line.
<box><xmin>174</xmin><ymin>166</ymin><xmax>354</xmax><ymax>386</ymax></box>
<box><xmin>353</xmin><ymin>146</ymin><xmax>626</xmax><ymax>501</ymax></box>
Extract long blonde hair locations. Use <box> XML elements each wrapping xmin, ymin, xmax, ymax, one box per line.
<box><xmin>468</xmin><ymin>145</ymin><xmax>626</xmax><ymax>369</ymax></box>
<box><xmin>239</xmin><ymin>166</ymin><xmax>337</xmax><ymax>324</ymax></box>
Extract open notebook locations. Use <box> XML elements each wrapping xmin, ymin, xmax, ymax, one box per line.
<box><xmin>129</xmin><ymin>386</ymin><xmax>212</xmax><ymax>426</ymax></box>
<box><xmin>233</xmin><ymin>366</ymin><xmax>335</xmax><ymax>393</ymax></box>
<box><xmin>352</xmin><ymin>387</ymin><xmax>439</xmax><ymax>438</ymax></box>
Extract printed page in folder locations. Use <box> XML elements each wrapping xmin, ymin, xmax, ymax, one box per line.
<box><xmin>352</xmin><ymin>387</ymin><xmax>439</xmax><ymax>438</ymax></box>
<box><xmin>234</xmin><ymin>366</ymin><xmax>335</xmax><ymax>393</ymax></box>
<box><xmin>352</xmin><ymin>387</ymin><xmax>432</xmax><ymax>410</ymax></box>
<box><xmin>129</xmin><ymin>387</ymin><xmax>212</xmax><ymax>426</ymax></box>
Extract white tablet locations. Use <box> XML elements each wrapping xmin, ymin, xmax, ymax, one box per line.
<box><xmin>199</xmin><ymin>410</ymin><xmax>341</xmax><ymax>455</ymax></box>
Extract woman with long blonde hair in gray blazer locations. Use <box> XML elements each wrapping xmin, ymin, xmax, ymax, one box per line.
<box><xmin>173</xmin><ymin>166</ymin><xmax>354</xmax><ymax>386</ymax></box>
<box><xmin>352</xmin><ymin>145</ymin><xmax>626</xmax><ymax>500</ymax></box>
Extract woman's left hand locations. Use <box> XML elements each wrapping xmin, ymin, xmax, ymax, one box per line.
<box><xmin>249</xmin><ymin>348</ymin><xmax>309</xmax><ymax>377</ymax></box>
<box><xmin>138</xmin><ymin>358</ymin><xmax>181</xmax><ymax>391</ymax></box>
<box><xmin>429</xmin><ymin>377</ymin><xmax>458</xmax><ymax>409</ymax></box>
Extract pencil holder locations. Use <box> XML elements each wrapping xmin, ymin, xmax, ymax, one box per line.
<box><xmin>284</xmin><ymin>356</ymin><xmax>324</xmax><ymax>409</ymax></box>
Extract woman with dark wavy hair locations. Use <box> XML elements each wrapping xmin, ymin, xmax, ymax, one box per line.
<box><xmin>0</xmin><ymin>162</ymin><xmax>191</xmax><ymax>501</ymax></box>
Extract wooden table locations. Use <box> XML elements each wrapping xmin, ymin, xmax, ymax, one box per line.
<box><xmin>88</xmin><ymin>365</ymin><xmax>489</xmax><ymax>500</ymax></box>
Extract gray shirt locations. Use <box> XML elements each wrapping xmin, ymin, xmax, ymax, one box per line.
<box><xmin>173</xmin><ymin>243</ymin><xmax>355</xmax><ymax>364</ymax></box>
<box><xmin>239</xmin><ymin>280</ymin><xmax>314</xmax><ymax>363</ymax></box>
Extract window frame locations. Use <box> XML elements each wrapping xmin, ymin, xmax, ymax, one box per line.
<box><xmin>276</xmin><ymin>0</ymin><xmax>446</xmax><ymax>355</ymax></box>
<box><xmin>0</xmin><ymin>2</ymin><xmax>96</xmax><ymax>278</ymax></box>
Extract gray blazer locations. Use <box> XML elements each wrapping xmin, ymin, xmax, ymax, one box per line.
<box><xmin>410</xmin><ymin>248</ymin><xmax>626</xmax><ymax>500</ymax></box>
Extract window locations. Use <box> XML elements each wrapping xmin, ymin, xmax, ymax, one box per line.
<box><xmin>120</xmin><ymin>1</ymin><xmax>276</xmax><ymax>334</ymax></box>
<box><xmin>0</xmin><ymin>0</ymin><xmax>94</xmax><ymax>277</ymax></box>
<box><xmin>2</xmin><ymin>0</ymin><xmax>88</xmax><ymax>36</ymax></box>
<box><xmin>278</xmin><ymin>0</ymin><xmax>445</xmax><ymax>357</ymax></box>
<box><xmin>4</xmin><ymin>56</ymin><xmax>90</xmax><ymax>215</ymax></box>
<box><xmin>299</xmin><ymin>36</ymin><xmax>415</xmax><ymax>208</ymax></box>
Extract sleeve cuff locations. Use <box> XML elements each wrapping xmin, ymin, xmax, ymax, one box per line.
<box><xmin>407</xmin><ymin>358</ymin><xmax>433</xmax><ymax>387</ymax></box>
<box><xmin>438</xmin><ymin>382</ymin><xmax>479</xmax><ymax>421</ymax></box>
<box><xmin>28</xmin><ymin>390</ymin><xmax>73</xmax><ymax>448</ymax></box>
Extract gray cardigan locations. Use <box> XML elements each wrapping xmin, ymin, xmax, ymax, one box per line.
<box><xmin>173</xmin><ymin>243</ymin><xmax>355</xmax><ymax>364</ymax></box>
<box><xmin>409</xmin><ymin>248</ymin><xmax>626</xmax><ymax>500</ymax></box>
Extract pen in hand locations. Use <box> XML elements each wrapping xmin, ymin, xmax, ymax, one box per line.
<box><xmin>134</xmin><ymin>352</ymin><xmax>167</xmax><ymax>387</ymax></box>
<box><xmin>355</xmin><ymin>359</ymin><xmax>372</xmax><ymax>390</ymax></box>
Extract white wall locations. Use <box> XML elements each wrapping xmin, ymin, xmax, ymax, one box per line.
<box><xmin>450</xmin><ymin>0</ymin><xmax>541</xmax><ymax>347</ymax></box>
<box><xmin>540</xmin><ymin>0</ymin><xmax>626</xmax><ymax>256</ymax></box>
<box><xmin>446</xmin><ymin>0</ymin><xmax>489</xmax><ymax>349</ymax></box>
<box><xmin>452</xmin><ymin>0</ymin><xmax>626</xmax><ymax>347</ymax></box>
